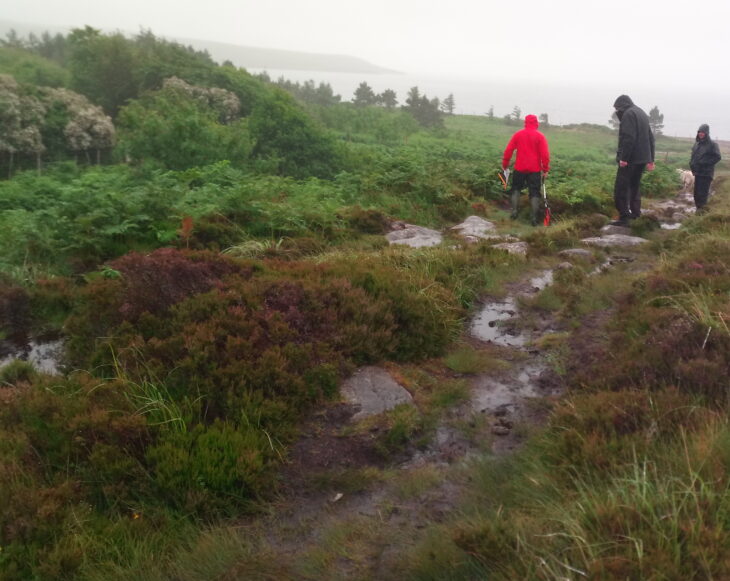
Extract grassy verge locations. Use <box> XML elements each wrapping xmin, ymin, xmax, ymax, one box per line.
<box><xmin>398</xmin><ymin>178</ymin><xmax>730</xmax><ymax>580</ymax></box>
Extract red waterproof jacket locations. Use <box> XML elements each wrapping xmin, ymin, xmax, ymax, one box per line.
<box><xmin>502</xmin><ymin>115</ymin><xmax>550</xmax><ymax>173</ymax></box>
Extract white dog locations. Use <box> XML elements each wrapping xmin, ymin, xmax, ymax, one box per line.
<box><xmin>677</xmin><ymin>169</ymin><xmax>694</xmax><ymax>192</ymax></box>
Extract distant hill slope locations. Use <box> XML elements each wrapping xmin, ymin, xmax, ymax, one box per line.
<box><xmin>173</xmin><ymin>38</ymin><xmax>398</xmax><ymax>74</ymax></box>
<box><xmin>0</xmin><ymin>19</ymin><xmax>398</xmax><ymax>75</ymax></box>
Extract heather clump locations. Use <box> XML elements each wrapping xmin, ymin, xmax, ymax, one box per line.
<box><xmin>0</xmin><ymin>373</ymin><xmax>151</xmax><ymax>579</ymax></box>
<box><xmin>52</xmin><ymin>248</ymin><xmax>461</xmax><ymax>520</ymax></box>
<box><xmin>538</xmin><ymin>387</ymin><xmax>702</xmax><ymax>476</ymax></box>
<box><xmin>0</xmin><ymin>280</ymin><xmax>30</xmax><ymax>341</ymax></box>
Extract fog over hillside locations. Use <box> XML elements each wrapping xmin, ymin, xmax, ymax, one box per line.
<box><xmin>0</xmin><ymin>19</ymin><xmax>396</xmax><ymax>74</ymax></box>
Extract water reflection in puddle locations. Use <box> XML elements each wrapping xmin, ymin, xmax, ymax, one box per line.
<box><xmin>529</xmin><ymin>270</ymin><xmax>553</xmax><ymax>291</ymax></box>
<box><xmin>471</xmin><ymin>362</ymin><xmax>546</xmax><ymax>413</ymax></box>
<box><xmin>470</xmin><ymin>297</ymin><xmax>525</xmax><ymax>346</ymax></box>
<box><xmin>470</xmin><ymin>270</ymin><xmax>553</xmax><ymax>346</ymax></box>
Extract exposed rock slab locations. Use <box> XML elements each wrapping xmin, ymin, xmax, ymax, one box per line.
<box><xmin>340</xmin><ymin>367</ymin><xmax>413</xmax><ymax>421</ymax></box>
<box><xmin>661</xmin><ymin>222</ymin><xmax>683</xmax><ymax>230</ymax></box>
<box><xmin>386</xmin><ymin>225</ymin><xmax>442</xmax><ymax>248</ymax></box>
<box><xmin>581</xmin><ymin>234</ymin><xmax>648</xmax><ymax>248</ymax></box>
<box><xmin>0</xmin><ymin>339</ymin><xmax>65</xmax><ymax>375</ymax></box>
<box><xmin>492</xmin><ymin>241</ymin><xmax>529</xmax><ymax>256</ymax></box>
<box><xmin>558</xmin><ymin>248</ymin><xmax>595</xmax><ymax>260</ymax></box>
<box><xmin>450</xmin><ymin>215</ymin><xmax>497</xmax><ymax>239</ymax></box>
<box><xmin>600</xmin><ymin>224</ymin><xmax>631</xmax><ymax>235</ymax></box>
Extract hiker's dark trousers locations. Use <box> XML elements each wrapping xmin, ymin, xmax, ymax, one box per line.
<box><xmin>693</xmin><ymin>175</ymin><xmax>713</xmax><ymax>210</ymax></box>
<box><xmin>614</xmin><ymin>163</ymin><xmax>646</xmax><ymax>220</ymax></box>
<box><xmin>511</xmin><ymin>171</ymin><xmax>541</xmax><ymax>198</ymax></box>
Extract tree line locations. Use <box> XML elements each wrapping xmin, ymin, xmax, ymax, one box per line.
<box><xmin>254</xmin><ymin>72</ymin><xmax>456</xmax><ymax>129</ymax></box>
<box><xmin>0</xmin><ymin>28</ymin><xmax>347</xmax><ymax>178</ymax></box>
<box><xmin>0</xmin><ymin>28</ymin><xmax>463</xmax><ymax>177</ymax></box>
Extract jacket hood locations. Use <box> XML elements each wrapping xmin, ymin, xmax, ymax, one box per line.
<box><xmin>613</xmin><ymin>95</ymin><xmax>634</xmax><ymax>112</ymax></box>
<box><xmin>524</xmin><ymin>114</ymin><xmax>539</xmax><ymax>129</ymax></box>
<box><xmin>697</xmin><ymin>124</ymin><xmax>710</xmax><ymax>140</ymax></box>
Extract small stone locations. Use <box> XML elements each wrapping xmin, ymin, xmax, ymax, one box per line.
<box><xmin>491</xmin><ymin>425</ymin><xmax>511</xmax><ymax>436</ymax></box>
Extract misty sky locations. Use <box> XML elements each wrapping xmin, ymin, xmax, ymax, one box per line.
<box><xmin>4</xmin><ymin>0</ymin><xmax>729</xmax><ymax>88</ymax></box>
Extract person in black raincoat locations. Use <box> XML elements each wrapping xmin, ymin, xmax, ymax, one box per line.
<box><xmin>690</xmin><ymin>124</ymin><xmax>722</xmax><ymax>212</ymax></box>
<box><xmin>611</xmin><ymin>95</ymin><xmax>655</xmax><ymax>226</ymax></box>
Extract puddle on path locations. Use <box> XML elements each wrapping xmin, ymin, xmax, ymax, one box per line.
<box><xmin>469</xmin><ymin>297</ymin><xmax>525</xmax><ymax>346</ymax></box>
<box><xmin>471</xmin><ymin>362</ymin><xmax>546</xmax><ymax>414</ymax></box>
<box><xmin>470</xmin><ymin>269</ymin><xmax>553</xmax><ymax>347</ymax></box>
<box><xmin>529</xmin><ymin>270</ymin><xmax>554</xmax><ymax>291</ymax></box>
<box><xmin>0</xmin><ymin>339</ymin><xmax>65</xmax><ymax>375</ymax></box>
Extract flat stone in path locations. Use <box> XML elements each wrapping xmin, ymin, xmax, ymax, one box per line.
<box><xmin>386</xmin><ymin>225</ymin><xmax>442</xmax><ymax>248</ymax></box>
<box><xmin>581</xmin><ymin>234</ymin><xmax>648</xmax><ymax>248</ymax></box>
<box><xmin>340</xmin><ymin>366</ymin><xmax>414</xmax><ymax>421</ymax></box>
<box><xmin>492</xmin><ymin>241</ymin><xmax>529</xmax><ymax>257</ymax></box>
<box><xmin>450</xmin><ymin>216</ymin><xmax>498</xmax><ymax>240</ymax></box>
<box><xmin>600</xmin><ymin>224</ymin><xmax>631</xmax><ymax>236</ymax></box>
<box><xmin>558</xmin><ymin>248</ymin><xmax>594</xmax><ymax>260</ymax></box>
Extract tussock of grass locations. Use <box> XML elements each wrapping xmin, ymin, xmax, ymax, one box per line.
<box><xmin>443</xmin><ymin>345</ymin><xmax>493</xmax><ymax>374</ymax></box>
<box><xmin>391</xmin><ymin>465</ymin><xmax>444</xmax><ymax>500</ymax></box>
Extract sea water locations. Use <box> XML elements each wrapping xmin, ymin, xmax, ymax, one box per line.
<box><xmin>249</xmin><ymin>68</ymin><xmax>729</xmax><ymax>139</ymax></box>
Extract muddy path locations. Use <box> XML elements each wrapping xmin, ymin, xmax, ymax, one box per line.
<box><xmin>241</xmin><ymin>264</ymin><xmax>575</xmax><ymax>578</ymax></box>
<box><xmin>236</xmin><ymin>190</ymin><xmax>694</xmax><ymax>578</ymax></box>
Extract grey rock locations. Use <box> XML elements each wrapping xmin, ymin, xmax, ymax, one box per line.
<box><xmin>581</xmin><ymin>234</ymin><xmax>648</xmax><ymax>248</ymax></box>
<box><xmin>600</xmin><ymin>224</ymin><xmax>631</xmax><ymax>235</ymax></box>
<box><xmin>450</xmin><ymin>215</ymin><xmax>497</xmax><ymax>239</ymax></box>
<box><xmin>492</xmin><ymin>241</ymin><xmax>529</xmax><ymax>257</ymax></box>
<box><xmin>491</xmin><ymin>425</ymin><xmax>511</xmax><ymax>436</ymax></box>
<box><xmin>340</xmin><ymin>366</ymin><xmax>414</xmax><ymax>421</ymax></box>
<box><xmin>661</xmin><ymin>222</ymin><xmax>683</xmax><ymax>230</ymax></box>
<box><xmin>558</xmin><ymin>248</ymin><xmax>594</xmax><ymax>260</ymax></box>
<box><xmin>386</xmin><ymin>225</ymin><xmax>442</xmax><ymax>248</ymax></box>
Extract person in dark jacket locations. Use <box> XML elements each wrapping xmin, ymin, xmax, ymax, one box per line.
<box><xmin>502</xmin><ymin>114</ymin><xmax>550</xmax><ymax>226</ymax></box>
<box><xmin>611</xmin><ymin>95</ymin><xmax>655</xmax><ymax>226</ymax></box>
<box><xmin>690</xmin><ymin>123</ymin><xmax>722</xmax><ymax>212</ymax></box>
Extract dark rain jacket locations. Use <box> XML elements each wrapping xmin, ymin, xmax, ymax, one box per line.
<box><xmin>613</xmin><ymin>95</ymin><xmax>655</xmax><ymax>165</ymax></box>
<box><xmin>690</xmin><ymin>124</ymin><xmax>722</xmax><ymax>177</ymax></box>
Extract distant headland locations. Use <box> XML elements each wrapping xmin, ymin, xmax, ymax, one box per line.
<box><xmin>0</xmin><ymin>19</ymin><xmax>399</xmax><ymax>75</ymax></box>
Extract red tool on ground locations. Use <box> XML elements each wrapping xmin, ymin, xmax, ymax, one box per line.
<box><xmin>542</xmin><ymin>179</ymin><xmax>551</xmax><ymax>226</ymax></box>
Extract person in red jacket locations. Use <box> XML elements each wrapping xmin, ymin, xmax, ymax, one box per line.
<box><xmin>502</xmin><ymin>114</ymin><xmax>551</xmax><ymax>225</ymax></box>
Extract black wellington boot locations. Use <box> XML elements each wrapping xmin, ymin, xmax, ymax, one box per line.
<box><xmin>530</xmin><ymin>197</ymin><xmax>541</xmax><ymax>226</ymax></box>
<box><xmin>510</xmin><ymin>191</ymin><xmax>520</xmax><ymax>219</ymax></box>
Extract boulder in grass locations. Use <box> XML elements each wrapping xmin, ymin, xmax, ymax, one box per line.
<box><xmin>340</xmin><ymin>366</ymin><xmax>414</xmax><ymax>421</ymax></box>
<box><xmin>450</xmin><ymin>215</ymin><xmax>498</xmax><ymax>240</ymax></box>
<box><xmin>558</xmin><ymin>248</ymin><xmax>595</xmax><ymax>261</ymax></box>
<box><xmin>600</xmin><ymin>224</ymin><xmax>631</xmax><ymax>236</ymax></box>
<box><xmin>492</xmin><ymin>241</ymin><xmax>529</xmax><ymax>257</ymax></box>
<box><xmin>581</xmin><ymin>234</ymin><xmax>648</xmax><ymax>248</ymax></box>
<box><xmin>386</xmin><ymin>225</ymin><xmax>442</xmax><ymax>248</ymax></box>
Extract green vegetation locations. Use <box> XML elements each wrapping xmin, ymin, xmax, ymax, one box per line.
<box><xmin>394</xmin><ymin>181</ymin><xmax>730</xmax><ymax>580</ymax></box>
<box><xmin>3</xmin><ymin>24</ymin><xmax>728</xmax><ymax>581</ymax></box>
